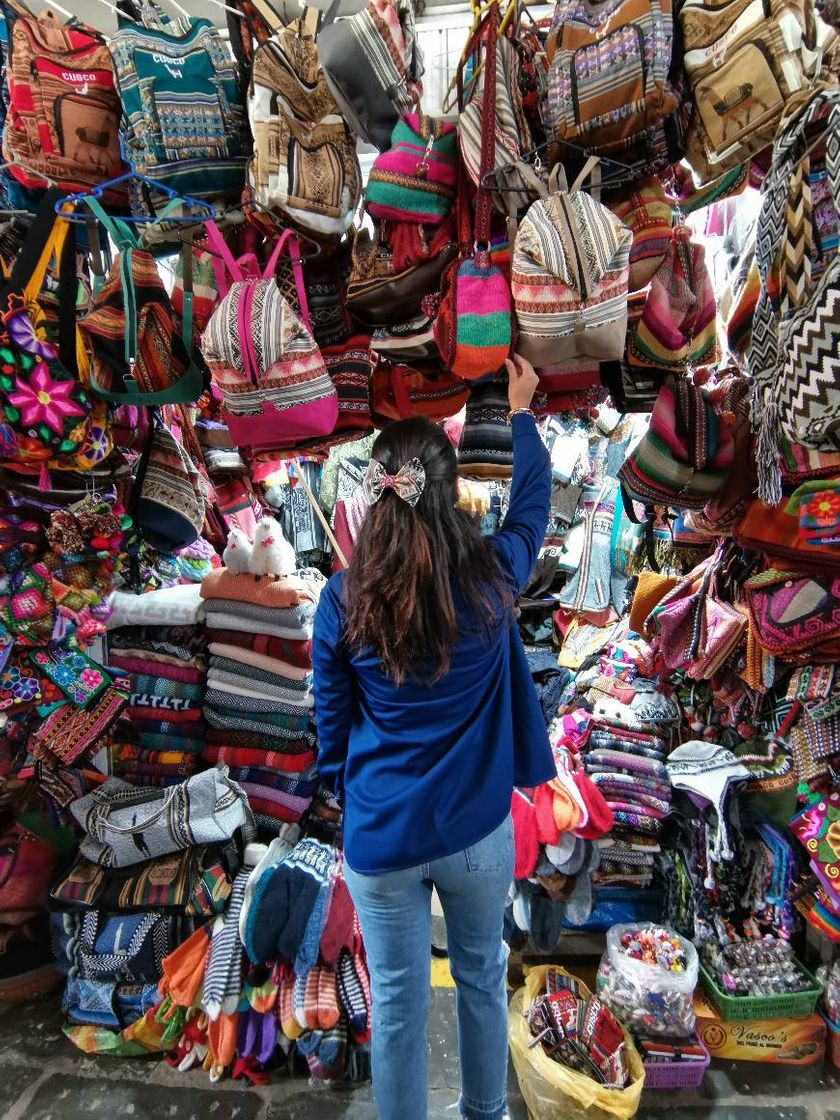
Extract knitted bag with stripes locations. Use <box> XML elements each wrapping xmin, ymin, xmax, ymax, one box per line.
<box><xmin>512</xmin><ymin>162</ymin><xmax>632</xmax><ymax>368</ymax></box>
<box><xmin>434</xmin><ymin>3</ymin><xmax>513</xmax><ymax>380</ymax></box>
<box><xmin>366</xmin><ymin>114</ymin><xmax>458</xmax><ymax>225</ymax></box>
<box><xmin>627</xmin><ymin>224</ymin><xmax>718</xmax><ymax>371</ymax></box>
<box><xmin>200</xmin><ymin>224</ymin><xmax>337</xmax><ymax>455</ymax></box>
<box><xmin>619</xmin><ymin>379</ymin><xmax>735</xmax><ymax>510</ymax></box>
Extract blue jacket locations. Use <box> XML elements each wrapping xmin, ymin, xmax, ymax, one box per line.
<box><xmin>312</xmin><ymin>412</ymin><xmax>555</xmax><ymax>874</ymax></box>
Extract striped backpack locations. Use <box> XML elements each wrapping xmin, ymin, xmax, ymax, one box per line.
<box><xmin>512</xmin><ymin>161</ymin><xmax>632</xmax><ymax>368</ymax></box>
<box><xmin>247</xmin><ymin>20</ymin><xmax>360</xmax><ymax>237</ymax></box>
<box><xmin>200</xmin><ymin>225</ymin><xmax>338</xmax><ymax>455</ymax></box>
<box><xmin>109</xmin><ymin>0</ymin><xmax>247</xmax><ymax>201</ymax></box>
<box><xmin>2</xmin><ymin>7</ymin><xmax>124</xmax><ymax>193</ymax></box>
<box><xmin>543</xmin><ymin>0</ymin><xmax>680</xmax><ymax>160</ymax></box>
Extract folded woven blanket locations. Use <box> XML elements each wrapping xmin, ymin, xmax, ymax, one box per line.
<box><xmin>201</xmin><ymin>744</ymin><xmax>317</xmax><ymax>772</ymax></box>
<box><xmin>200</xmin><ymin>568</ymin><xmax>322</xmax><ymax>609</ymax></box>
<box><xmin>204</xmin><ymin>598</ymin><xmax>315</xmax><ymax>631</ymax></box>
<box><xmin>207</xmin><ymin>669</ymin><xmax>314</xmax><ymax>708</ymax></box>
<box><xmin>130</xmin><ymin>675</ymin><xmax>203</xmax><ymax>702</ymax></box>
<box><xmin>107</xmin><ymin>655</ymin><xmax>205</xmax><ymax>685</ymax></box>
<box><xmin>137</xmin><ymin>732</ymin><xmax>206</xmax><ymax>754</ymax></box>
<box><xmin>204</xmin><ymin>690</ymin><xmax>312</xmax><ymax>729</ymax></box>
<box><xmin>128</xmin><ymin>717</ymin><xmax>206</xmax><ymax>738</ymax></box>
<box><xmin>225</xmin><ymin>766</ymin><xmax>318</xmax><ymax>796</ymax></box>
<box><xmin>208</xmin><ymin>645</ymin><xmax>311</xmax><ymax>685</ymax></box>
<box><xmin>205</xmin><ymin>629</ymin><xmax>312</xmax><ymax>668</ymax></box>
<box><xmin>204</xmin><ymin>705</ymin><xmax>316</xmax><ymax>744</ymax></box>
<box><xmin>202</xmin><ymin>608</ymin><xmax>313</xmax><ymax>641</ymax></box>
<box><xmin>584</xmin><ymin>749</ymin><xmax>669</xmax><ymax>780</ymax></box>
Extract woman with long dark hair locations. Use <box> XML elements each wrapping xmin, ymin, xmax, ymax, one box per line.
<box><xmin>312</xmin><ymin>356</ymin><xmax>554</xmax><ymax>1120</ymax></box>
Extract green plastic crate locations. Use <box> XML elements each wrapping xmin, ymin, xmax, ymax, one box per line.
<box><xmin>699</xmin><ymin>963</ymin><xmax>823</xmax><ymax>1023</ymax></box>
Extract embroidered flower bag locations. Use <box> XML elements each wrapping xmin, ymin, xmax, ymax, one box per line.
<box><xmin>0</xmin><ymin>189</ymin><xmax>94</xmax><ymax>472</ymax></box>
<box><xmin>200</xmin><ymin>223</ymin><xmax>338</xmax><ymax>454</ymax></box>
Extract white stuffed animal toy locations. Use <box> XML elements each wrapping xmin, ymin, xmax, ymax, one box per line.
<box><xmin>249</xmin><ymin>516</ymin><xmax>296</xmax><ymax>578</ymax></box>
<box><xmin>222</xmin><ymin>527</ymin><xmax>252</xmax><ymax>575</ymax></box>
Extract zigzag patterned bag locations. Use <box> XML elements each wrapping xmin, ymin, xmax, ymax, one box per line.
<box><xmin>748</xmin><ymin>88</ymin><xmax>840</xmax><ymax>504</ymax></box>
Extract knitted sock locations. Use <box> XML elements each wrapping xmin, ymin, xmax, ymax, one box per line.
<box><xmin>304</xmin><ymin>966</ymin><xmax>321</xmax><ymax>1030</ymax></box>
<box><xmin>530</xmin><ymin>893</ymin><xmax>565</xmax><ymax>953</ymax></box>
<box><xmin>545</xmin><ymin>831</ymin><xmax>576</xmax><ymax>869</ymax></box>
<box><xmin>337</xmin><ymin>949</ymin><xmax>367</xmax><ymax>1038</ymax></box>
<box><xmin>293</xmin><ymin>970</ymin><xmax>308</xmax><ymax>1031</ymax></box>
<box><xmin>318</xmin><ymin>967</ymin><xmax>340</xmax><ymax>1030</ymax></box>
<box><xmin>279</xmin><ymin>971</ymin><xmax>303</xmax><ymax>1040</ymax></box>
<box><xmin>319</xmin><ymin>877</ymin><xmax>356</xmax><ymax>967</ymax></box>
<box><xmin>551</xmin><ymin>836</ymin><xmax>586</xmax><ymax>877</ymax></box>
<box><xmin>317</xmin><ymin>1011</ymin><xmax>347</xmax><ymax>1072</ymax></box>
<box><xmin>511</xmin><ymin>789</ymin><xmax>539</xmax><ymax>879</ymax></box>
<box><xmin>534</xmin><ymin>783</ymin><xmax>561</xmax><ymax>846</ymax></box>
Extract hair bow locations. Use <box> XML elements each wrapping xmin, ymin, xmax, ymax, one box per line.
<box><xmin>364</xmin><ymin>458</ymin><xmax>426</xmax><ymax>508</ymax></box>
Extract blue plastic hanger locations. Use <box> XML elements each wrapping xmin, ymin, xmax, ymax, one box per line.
<box><xmin>55</xmin><ymin>164</ymin><xmax>217</xmax><ymax>225</ymax></box>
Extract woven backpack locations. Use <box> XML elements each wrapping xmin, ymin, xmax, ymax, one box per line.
<box><xmin>543</xmin><ymin>0</ymin><xmax>680</xmax><ymax>158</ymax></box>
<box><xmin>512</xmin><ymin>160</ymin><xmax>632</xmax><ymax>368</ymax></box>
<box><xmin>2</xmin><ymin>7</ymin><xmax>125</xmax><ymax>193</ymax></box>
<box><xmin>680</xmin><ymin>0</ymin><xmax>821</xmax><ymax>183</ymax></box>
<box><xmin>247</xmin><ymin>21</ymin><xmax>361</xmax><ymax>238</ymax></box>
<box><xmin>109</xmin><ymin>0</ymin><xmax>247</xmax><ymax>201</ymax></box>
<box><xmin>748</xmin><ymin>87</ymin><xmax>840</xmax><ymax>504</ymax></box>
<box><xmin>318</xmin><ymin>0</ymin><xmax>424</xmax><ymax>152</ymax></box>
<box><xmin>200</xmin><ymin>225</ymin><xmax>337</xmax><ymax>455</ymax></box>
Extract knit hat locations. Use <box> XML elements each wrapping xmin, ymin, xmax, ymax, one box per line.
<box><xmin>458</xmin><ymin>379</ymin><xmax>514</xmax><ymax>480</ymax></box>
<box><xmin>667</xmin><ymin>741</ymin><xmax>750</xmax><ymax>865</ymax></box>
<box><xmin>534</xmin><ymin>783</ymin><xmax>561</xmax><ymax>846</ymax></box>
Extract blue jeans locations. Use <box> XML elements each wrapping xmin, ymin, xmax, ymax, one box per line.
<box><xmin>344</xmin><ymin>815</ymin><xmax>514</xmax><ymax>1120</ymax></box>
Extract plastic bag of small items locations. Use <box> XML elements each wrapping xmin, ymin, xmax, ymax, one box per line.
<box><xmin>509</xmin><ymin>965</ymin><xmax>645</xmax><ymax>1120</ymax></box>
<box><xmin>596</xmin><ymin>923</ymin><xmax>699</xmax><ymax>1037</ymax></box>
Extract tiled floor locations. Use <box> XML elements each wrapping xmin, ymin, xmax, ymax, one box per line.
<box><xmin>0</xmin><ymin>990</ymin><xmax>836</xmax><ymax>1120</ymax></box>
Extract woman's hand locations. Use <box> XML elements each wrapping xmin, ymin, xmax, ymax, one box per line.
<box><xmin>504</xmin><ymin>355</ymin><xmax>539</xmax><ymax>413</ymax></box>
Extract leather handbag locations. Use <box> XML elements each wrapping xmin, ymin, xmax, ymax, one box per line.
<box><xmin>71</xmin><ymin>766</ymin><xmax>255</xmax><ymax>868</ymax></box>
<box><xmin>734</xmin><ymin>499</ymin><xmax>839</xmax><ymax>576</ymax></box>
<box><xmin>346</xmin><ymin>224</ymin><xmax>457</xmax><ymax>328</ymax></box>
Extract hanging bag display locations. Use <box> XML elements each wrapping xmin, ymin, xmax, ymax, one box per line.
<box><xmin>318</xmin><ymin>0</ymin><xmax>424</xmax><ymax>151</ymax></box>
<box><xmin>108</xmin><ymin>0</ymin><xmax>248</xmax><ymax>200</ymax></box>
<box><xmin>370</xmin><ymin>358</ymin><xmax>469</xmax><ymax>424</ymax></box>
<box><xmin>749</xmin><ymin>89</ymin><xmax>840</xmax><ymax>504</ymax></box>
<box><xmin>247</xmin><ymin>19</ymin><xmax>361</xmax><ymax>237</ymax></box>
<box><xmin>132</xmin><ymin>410</ymin><xmax>208</xmax><ymax>553</ymax></box>
<box><xmin>200</xmin><ymin>223</ymin><xmax>338</xmax><ymax>453</ymax></box>
<box><xmin>434</xmin><ymin>3</ymin><xmax>513</xmax><ymax>380</ymax></box>
<box><xmin>77</xmin><ymin>199</ymin><xmax>204</xmax><ymax>406</ymax></box>
<box><xmin>2</xmin><ymin>8</ymin><xmax>125</xmax><ymax>193</ymax></box>
<box><xmin>71</xmin><ymin>765</ymin><xmax>255</xmax><ymax>869</ymax></box>
<box><xmin>512</xmin><ymin>159</ymin><xmax>632</xmax><ymax>367</ymax></box>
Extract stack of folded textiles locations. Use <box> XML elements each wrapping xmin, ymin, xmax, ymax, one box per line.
<box><xmin>200</xmin><ymin>524</ymin><xmax>324</xmax><ymax>831</ymax></box>
<box><xmin>105</xmin><ymin>586</ymin><xmax>208</xmax><ymax>788</ymax></box>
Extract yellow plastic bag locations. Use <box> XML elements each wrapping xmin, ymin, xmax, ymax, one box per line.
<box><xmin>509</xmin><ymin>965</ymin><xmax>645</xmax><ymax>1120</ymax></box>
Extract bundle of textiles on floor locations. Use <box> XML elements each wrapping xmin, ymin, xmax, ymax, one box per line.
<box><xmin>156</xmin><ymin>835</ymin><xmax>371</xmax><ymax>1082</ymax></box>
<box><xmin>48</xmin><ymin>765</ymin><xmax>253</xmax><ymax>1049</ymax></box>
<box><xmin>106</xmin><ymin>586</ymin><xmax>209</xmax><ymax>787</ymax></box>
<box><xmin>199</xmin><ymin>520</ymin><xmax>323</xmax><ymax>833</ymax></box>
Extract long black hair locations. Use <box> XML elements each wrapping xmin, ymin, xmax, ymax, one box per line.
<box><xmin>343</xmin><ymin>417</ymin><xmax>513</xmax><ymax>684</ymax></box>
